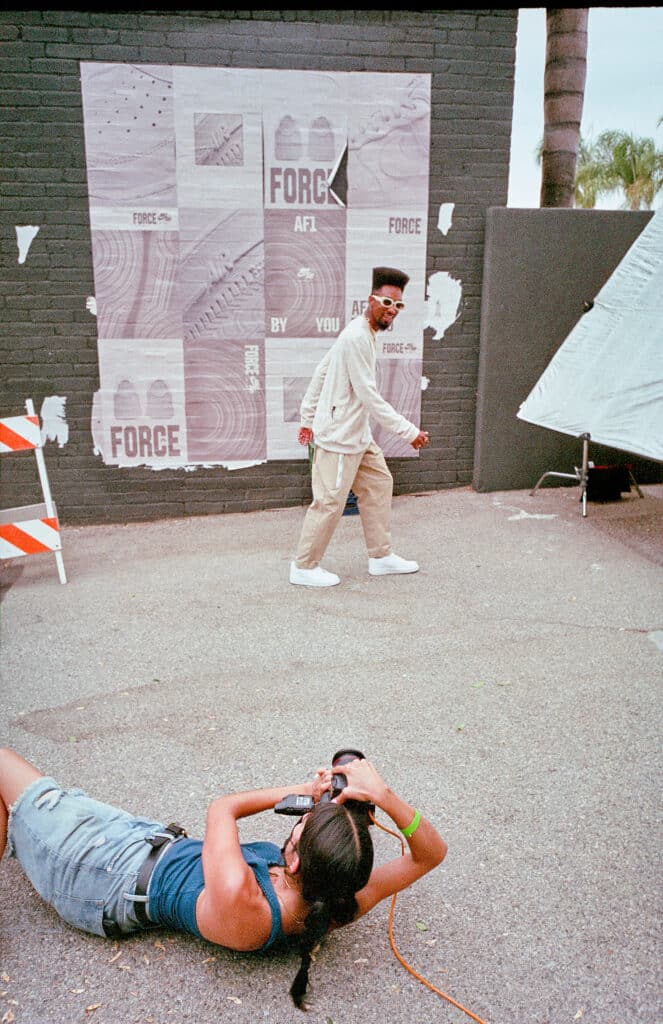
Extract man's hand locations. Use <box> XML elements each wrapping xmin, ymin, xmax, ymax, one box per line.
<box><xmin>298</xmin><ymin>427</ymin><xmax>314</xmax><ymax>446</ymax></box>
<box><xmin>410</xmin><ymin>430</ymin><xmax>429</xmax><ymax>450</ymax></box>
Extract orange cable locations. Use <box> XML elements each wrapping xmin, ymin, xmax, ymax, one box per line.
<box><xmin>370</xmin><ymin>813</ymin><xmax>489</xmax><ymax>1024</ymax></box>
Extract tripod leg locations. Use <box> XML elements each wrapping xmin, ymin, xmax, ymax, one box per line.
<box><xmin>579</xmin><ymin>434</ymin><xmax>590</xmax><ymax>518</ymax></box>
<box><xmin>530</xmin><ymin>471</ymin><xmax>579</xmax><ymax>496</ymax></box>
<box><xmin>628</xmin><ymin>470</ymin><xmax>644</xmax><ymax>499</ymax></box>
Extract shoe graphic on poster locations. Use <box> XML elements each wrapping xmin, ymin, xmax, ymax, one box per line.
<box><xmin>146</xmin><ymin>379</ymin><xmax>174</xmax><ymax>419</ymax></box>
<box><xmin>275</xmin><ymin>115</ymin><xmax>303</xmax><ymax>161</ymax></box>
<box><xmin>114</xmin><ymin>379</ymin><xmax>141</xmax><ymax>419</ymax></box>
<box><xmin>308</xmin><ymin>116</ymin><xmax>335</xmax><ymax>162</ymax></box>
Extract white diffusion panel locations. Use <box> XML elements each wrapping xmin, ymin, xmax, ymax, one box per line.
<box><xmin>518</xmin><ymin>209</ymin><xmax>663</xmax><ymax>462</ymax></box>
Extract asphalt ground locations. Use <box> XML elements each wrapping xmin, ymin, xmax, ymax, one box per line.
<box><xmin>1</xmin><ymin>483</ymin><xmax>662</xmax><ymax>1024</ymax></box>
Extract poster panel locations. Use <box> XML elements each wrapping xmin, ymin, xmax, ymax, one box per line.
<box><xmin>262</xmin><ymin>70</ymin><xmax>347</xmax><ymax>212</ymax></box>
<box><xmin>264</xmin><ymin>209</ymin><xmax>346</xmax><ymax>340</ymax></box>
<box><xmin>265</xmin><ymin>338</ymin><xmax>333</xmax><ymax>461</ymax></box>
<box><xmin>95</xmin><ymin>337</ymin><xmax>188</xmax><ymax>467</ymax></box>
<box><xmin>81</xmin><ymin>65</ymin><xmax>431</xmax><ymax>469</ymax></box>
<box><xmin>173</xmin><ymin>67</ymin><xmax>264</xmax><ymax>210</ymax></box>
<box><xmin>345</xmin><ymin>208</ymin><xmax>427</xmax><ymax>359</ymax></box>
<box><xmin>80</xmin><ymin>63</ymin><xmax>177</xmax><ymax>210</ymax></box>
<box><xmin>347</xmin><ymin>73</ymin><xmax>431</xmax><ymax>209</ymax></box>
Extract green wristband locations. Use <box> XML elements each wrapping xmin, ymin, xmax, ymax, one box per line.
<box><xmin>400</xmin><ymin>809</ymin><xmax>421</xmax><ymax>839</ymax></box>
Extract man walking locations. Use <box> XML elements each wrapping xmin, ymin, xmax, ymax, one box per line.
<box><xmin>290</xmin><ymin>266</ymin><xmax>429</xmax><ymax>588</ymax></box>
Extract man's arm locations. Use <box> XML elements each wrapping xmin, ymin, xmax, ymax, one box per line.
<box><xmin>299</xmin><ymin>348</ymin><xmax>332</xmax><ymax>430</ymax></box>
<box><xmin>345</xmin><ymin>333</ymin><xmax>423</xmax><ymax>444</ymax></box>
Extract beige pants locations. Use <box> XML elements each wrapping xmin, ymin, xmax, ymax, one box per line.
<box><xmin>294</xmin><ymin>443</ymin><xmax>393</xmax><ymax>569</ymax></box>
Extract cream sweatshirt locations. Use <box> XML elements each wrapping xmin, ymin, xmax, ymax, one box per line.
<box><xmin>299</xmin><ymin>315</ymin><xmax>420</xmax><ymax>455</ymax></box>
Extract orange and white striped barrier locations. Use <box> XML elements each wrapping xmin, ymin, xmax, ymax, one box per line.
<box><xmin>0</xmin><ymin>414</ymin><xmax>41</xmax><ymax>452</ymax></box>
<box><xmin>0</xmin><ymin>399</ymin><xmax>67</xmax><ymax>583</ymax></box>
<box><xmin>0</xmin><ymin>508</ymin><xmax>62</xmax><ymax>559</ymax></box>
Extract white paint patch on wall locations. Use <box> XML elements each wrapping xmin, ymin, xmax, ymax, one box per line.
<box><xmin>178</xmin><ymin>461</ymin><xmax>267</xmax><ymax>473</ymax></box>
<box><xmin>219</xmin><ymin>460</ymin><xmax>266</xmax><ymax>471</ymax></box>
<box><xmin>437</xmin><ymin>203</ymin><xmax>455</xmax><ymax>236</ymax></box>
<box><xmin>16</xmin><ymin>225</ymin><xmax>40</xmax><ymax>264</ymax></box>
<box><xmin>91</xmin><ymin>391</ymin><xmax>103</xmax><ymax>457</ymax></box>
<box><xmin>424</xmin><ymin>271</ymin><xmax>462</xmax><ymax>340</ymax></box>
<box><xmin>40</xmin><ymin>396</ymin><xmax>69</xmax><ymax>448</ymax></box>
<box><xmin>86</xmin><ymin>296</ymin><xmax>97</xmax><ymax>316</ymax></box>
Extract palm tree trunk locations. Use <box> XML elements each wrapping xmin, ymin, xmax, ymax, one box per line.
<box><xmin>540</xmin><ymin>8</ymin><xmax>589</xmax><ymax>207</ymax></box>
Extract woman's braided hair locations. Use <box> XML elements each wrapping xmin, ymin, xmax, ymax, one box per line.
<box><xmin>289</xmin><ymin>801</ymin><xmax>374</xmax><ymax>1009</ymax></box>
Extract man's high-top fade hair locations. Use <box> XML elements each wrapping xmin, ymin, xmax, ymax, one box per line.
<box><xmin>371</xmin><ymin>266</ymin><xmax>409</xmax><ymax>292</ymax></box>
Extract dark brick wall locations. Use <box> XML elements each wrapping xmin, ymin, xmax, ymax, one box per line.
<box><xmin>0</xmin><ymin>8</ymin><xmax>517</xmax><ymax>524</ymax></box>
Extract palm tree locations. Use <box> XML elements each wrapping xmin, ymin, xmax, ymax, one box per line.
<box><xmin>573</xmin><ymin>135</ymin><xmax>613</xmax><ymax>208</ymax></box>
<box><xmin>538</xmin><ymin>129</ymin><xmax>663</xmax><ymax>209</ymax></box>
<box><xmin>577</xmin><ymin>130</ymin><xmax>663</xmax><ymax>210</ymax></box>
<box><xmin>537</xmin><ymin>133</ymin><xmax>610</xmax><ymax>209</ymax></box>
<box><xmin>539</xmin><ymin>9</ymin><xmax>589</xmax><ymax>207</ymax></box>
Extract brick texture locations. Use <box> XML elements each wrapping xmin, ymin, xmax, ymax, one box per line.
<box><xmin>0</xmin><ymin>8</ymin><xmax>517</xmax><ymax>524</ymax></box>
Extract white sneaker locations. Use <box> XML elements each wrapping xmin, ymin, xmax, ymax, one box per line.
<box><xmin>289</xmin><ymin>562</ymin><xmax>340</xmax><ymax>587</ymax></box>
<box><xmin>368</xmin><ymin>553</ymin><xmax>419</xmax><ymax>576</ymax></box>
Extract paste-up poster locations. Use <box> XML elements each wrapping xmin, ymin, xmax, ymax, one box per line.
<box><xmin>80</xmin><ymin>64</ymin><xmax>431</xmax><ymax>467</ymax></box>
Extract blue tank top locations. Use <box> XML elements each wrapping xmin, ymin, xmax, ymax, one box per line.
<box><xmin>147</xmin><ymin>838</ymin><xmax>288</xmax><ymax>950</ymax></box>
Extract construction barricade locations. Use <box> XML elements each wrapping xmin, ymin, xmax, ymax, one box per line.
<box><xmin>0</xmin><ymin>398</ymin><xmax>67</xmax><ymax>584</ymax></box>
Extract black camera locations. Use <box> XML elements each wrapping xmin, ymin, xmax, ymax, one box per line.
<box><xmin>274</xmin><ymin>748</ymin><xmax>374</xmax><ymax>817</ymax></box>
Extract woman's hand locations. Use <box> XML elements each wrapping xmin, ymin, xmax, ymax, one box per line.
<box><xmin>311</xmin><ymin>767</ymin><xmax>333</xmax><ymax>803</ymax></box>
<box><xmin>334</xmin><ymin>758</ymin><xmax>389</xmax><ymax>807</ymax></box>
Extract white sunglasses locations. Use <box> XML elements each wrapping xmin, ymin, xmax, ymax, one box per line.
<box><xmin>370</xmin><ymin>294</ymin><xmax>405</xmax><ymax>311</ymax></box>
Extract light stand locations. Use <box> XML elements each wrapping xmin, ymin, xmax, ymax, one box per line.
<box><xmin>530</xmin><ymin>433</ymin><xmax>644</xmax><ymax>517</ymax></box>
<box><xmin>530</xmin><ymin>432</ymin><xmax>592</xmax><ymax>517</ymax></box>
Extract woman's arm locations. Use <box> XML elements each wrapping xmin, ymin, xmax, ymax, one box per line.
<box><xmin>210</xmin><ymin>781</ymin><xmax>312</xmax><ymax>820</ymax></box>
<box><xmin>207</xmin><ymin>766</ymin><xmax>332</xmax><ymax>822</ymax></box>
<box><xmin>202</xmin><ymin>770</ymin><xmax>332</xmax><ymax>886</ymax></box>
<box><xmin>196</xmin><ymin>770</ymin><xmax>332</xmax><ymax>948</ymax></box>
<box><xmin>336</xmin><ymin>759</ymin><xmax>447</xmax><ymax>919</ymax></box>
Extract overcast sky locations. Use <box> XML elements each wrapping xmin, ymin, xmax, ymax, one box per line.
<box><xmin>508</xmin><ymin>7</ymin><xmax>663</xmax><ymax>209</ymax></box>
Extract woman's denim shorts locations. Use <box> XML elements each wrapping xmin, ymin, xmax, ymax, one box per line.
<box><xmin>7</xmin><ymin>775</ymin><xmax>167</xmax><ymax>937</ymax></box>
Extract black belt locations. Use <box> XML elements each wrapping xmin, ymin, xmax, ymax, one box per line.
<box><xmin>133</xmin><ymin>822</ymin><xmax>187</xmax><ymax>928</ymax></box>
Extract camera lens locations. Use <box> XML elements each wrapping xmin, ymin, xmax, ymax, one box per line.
<box><xmin>328</xmin><ymin>749</ymin><xmax>375</xmax><ymax>821</ymax></box>
<box><xmin>330</xmin><ymin>749</ymin><xmax>365</xmax><ymax>800</ymax></box>
<box><xmin>331</xmin><ymin>748</ymin><xmax>365</xmax><ymax>767</ymax></box>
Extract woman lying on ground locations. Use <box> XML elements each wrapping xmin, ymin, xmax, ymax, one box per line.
<box><xmin>0</xmin><ymin>747</ymin><xmax>447</xmax><ymax>1009</ymax></box>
